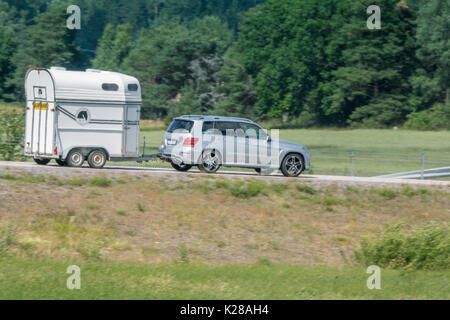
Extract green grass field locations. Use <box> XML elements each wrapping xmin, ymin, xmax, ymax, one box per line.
<box><xmin>1</xmin><ymin>258</ymin><xmax>448</xmax><ymax>299</ymax></box>
<box><xmin>135</xmin><ymin>129</ymin><xmax>450</xmax><ymax>177</ymax></box>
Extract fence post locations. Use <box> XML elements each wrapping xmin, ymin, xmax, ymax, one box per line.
<box><xmin>142</xmin><ymin>136</ymin><xmax>146</xmax><ymax>157</ymax></box>
<box><xmin>421</xmin><ymin>152</ymin><xmax>425</xmax><ymax>179</ymax></box>
<box><xmin>350</xmin><ymin>149</ymin><xmax>355</xmax><ymax>177</ymax></box>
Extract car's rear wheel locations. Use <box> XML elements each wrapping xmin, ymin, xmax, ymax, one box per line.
<box><xmin>280</xmin><ymin>153</ymin><xmax>304</xmax><ymax>177</ymax></box>
<box><xmin>66</xmin><ymin>149</ymin><xmax>85</xmax><ymax>167</ymax></box>
<box><xmin>55</xmin><ymin>159</ymin><xmax>66</xmax><ymax>166</ymax></box>
<box><xmin>34</xmin><ymin>158</ymin><xmax>50</xmax><ymax>165</ymax></box>
<box><xmin>171</xmin><ymin>163</ymin><xmax>192</xmax><ymax>172</ymax></box>
<box><xmin>87</xmin><ymin>149</ymin><xmax>107</xmax><ymax>169</ymax></box>
<box><xmin>198</xmin><ymin>150</ymin><xmax>221</xmax><ymax>174</ymax></box>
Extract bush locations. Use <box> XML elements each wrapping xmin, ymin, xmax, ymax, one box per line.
<box><xmin>404</xmin><ymin>103</ymin><xmax>450</xmax><ymax>130</ymax></box>
<box><xmin>295</xmin><ymin>184</ymin><xmax>318</xmax><ymax>195</ymax></box>
<box><xmin>0</xmin><ymin>108</ymin><xmax>24</xmax><ymax>160</ymax></box>
<box><xmin>66</xmin><ymin>177</ymin><xmax>87</xmax><ymax>186</ymax></box>
<box><xmin>229</xmin><ymin>180</ymin><xmax>266</xmax><ymax>199</ymax></box>
<box><xmin>271</xmin><ymin>183</ymin><xmax>288</xmax><ymax>195</ymax></box>
<box><xmin>354</xmin><ymin>222</ymin><xmax>450</xmax><ymax>270</ymax></box>
<box><xmin>0</xmin><ymin>224</ymin><xmax>15</xmax><ymax>256</ymax></box>
<box><xmin>76</xmin><ymin>241</ymin><xmax>103</xmax><ymax>260</ymax></box>
<box><xmin>89</xmin><ymin>176</ymin><xmax>112</xmax><ymax>187</ymax></box>
<box><xmin>401</xmin><ymin>186</ymin><xmax>428</xmax><ymax>198</ymax></box>
<box><xmin>215</xmin><ymin>179</ymin><xmax>230</xmax><ymax>189</ymax></box>
<box><xmin>373</xmin><ymin>188</ymin><xmax>398</xmax><ymax>200</ymax></box>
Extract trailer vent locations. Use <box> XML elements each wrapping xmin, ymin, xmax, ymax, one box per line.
<box><xmin>128</xmin><ymin>84</ymin><xmax>138</xmax><ymax>91</ymax></box>
<box><xmin>102</xmin><ymin>83</ymin><xmax>119</xmax><ymax>91</ymax></box>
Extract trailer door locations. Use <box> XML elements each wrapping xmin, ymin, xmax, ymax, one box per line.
<box><xmin>124</xmin><ymin>105</ymin><xmax>140</xmax><ymax>156</ymax></box>
<box><xmin>24</xmin><ymin>69</ymin><xmax>56</xmax><ymax>156</ymax></box>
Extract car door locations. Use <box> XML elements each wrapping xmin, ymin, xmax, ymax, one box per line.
<box><xmin>238</xmin><ymin>123</ymin><xmax>269</xmax><ymax>166</ymax></box>
<box><xmin>213</xmin><ymin>121</ymin><xmax>240</xmax><ymax>165</ymax></box>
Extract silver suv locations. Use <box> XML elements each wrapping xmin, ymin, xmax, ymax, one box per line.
<box><xmin>158</xmin><ymin>115</ymin><xmax>310</xmax><ymax>177</ymax></box>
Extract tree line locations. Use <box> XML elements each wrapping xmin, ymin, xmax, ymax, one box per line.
<box><xmin>0</xmin><ymin>0</ymin><xmax>448</xmax><ymax>129</ymax></box>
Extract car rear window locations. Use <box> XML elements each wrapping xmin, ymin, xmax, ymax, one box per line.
<box><xmin>167</xmin><ymin>120</ymin><xmax>194</xmax><ymax>133</ymax></box>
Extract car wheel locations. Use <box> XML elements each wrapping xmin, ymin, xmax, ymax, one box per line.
<box><xmin>171</xmin><ymin>163</ymin><xmax>192</xmax><ymax>172</ymax></box>
<box><xmin>255</xmin><ymin>168</ymin><xmax>262</xmax><ymax>174</ymax></box>
<box><xmin>34</xmin><ymin>158</ymin><xmax>50</xmax><ymax>165</ymax></box>
<box><xmin>198</xmin><ymin>150</ymin><xmax>221</xmax><ymax>174</ymax></box>
<box><xmin>87</xmin><ymin>149</ymin><xmax>107</xmax><ymax>169</ymax></box>
<box><xmin>66</xmin><ymin>149</ymin><xmax>85</xmax><ymax>167</ymax></box>
<box><xmin>280</xmin><ymin>153</ymin><xmax>304</xmax><ymax>177</ymax></box>
<box><xmin>55</xmin><ymin>159</ymin><xmax>66</xmax><ymax>166</ymax></box>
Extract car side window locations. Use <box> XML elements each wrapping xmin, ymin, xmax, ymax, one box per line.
<box><xmin>214</xmin><ymin>122</ymin><xmax>237</xmax><ymax>136</ymax></box>
<box><xmin>202</xmin><ymin>121</ymin><xmax>214</xmax><ymax>133</ymax></box>
<box><xmin>238</xmin><ymin>123</ymin><xmax>261</xmax><ymax>139</ymax></box>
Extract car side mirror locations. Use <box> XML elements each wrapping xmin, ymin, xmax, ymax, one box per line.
<box><xmin>266</xmin><ymin>135</ymin><xmax>271</xmax><ymax>142</ymax></box>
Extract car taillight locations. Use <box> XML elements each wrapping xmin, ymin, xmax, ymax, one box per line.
<box><xmin>54</xmin><ymin>146</ymin><xmax>58</xmax><ymax>155</ymax></box>
<box><xmin>183</xmin><ymin>137</ymin><xmax>199</xmax><ymax>147</ymax></box>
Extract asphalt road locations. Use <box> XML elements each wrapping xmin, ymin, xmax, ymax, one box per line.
<box><xmin>1</xmin><ymin>161</ymin><xmax>448</xmax><ymax>187</ymax></box>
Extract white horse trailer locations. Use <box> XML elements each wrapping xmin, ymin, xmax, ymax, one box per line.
<box><xmin>24</xmin><ymin>67</ymin><xmax>148</xmax><ymax>168</ymax></box>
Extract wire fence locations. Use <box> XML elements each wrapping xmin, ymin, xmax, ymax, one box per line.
<box><xmin>308</xmin><ymin>150</ymin><xmax>450</xmax><ymax>178</ymax></box>
<box><xmin>1</xmin><ymin>135</ymin><xmax>450</xmax><ymax>178</ymax></box>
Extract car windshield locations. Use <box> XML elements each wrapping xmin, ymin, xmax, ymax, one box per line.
<box><xmin>167</xmin><ymin>120</ymin><xmax>194</xmax><ymax>133</ymax></box>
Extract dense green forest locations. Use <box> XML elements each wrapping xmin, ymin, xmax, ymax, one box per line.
<box><xmin>0</xmin><ymin>0</ymin><xmax>448</xmax><ymax>129</ymax></box>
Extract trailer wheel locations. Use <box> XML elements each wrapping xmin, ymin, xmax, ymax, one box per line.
<box><xmin>66</xmin><ymin>149</ymin><xmax>85</xmax><ymax>167</ymax></box>
<box><xmin>87</xmin><ymin>149</ymin><xmax>107</xmax><ymax>169</ymax></box>
<box><xmin>34</xmin><ymin>158</ymin><xmax>50</xmax><ymax>165</ymax></box>
<box><xmin>55</xmin><ymin>159</ymin><xmax>66</xmax><ymax>166</ymax></box>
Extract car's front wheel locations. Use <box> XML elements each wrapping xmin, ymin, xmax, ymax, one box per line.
<box><xmin>171</xmin><ymin>163</ymin><xmax>192</xmax><ymax>172</ymax></box>
<box><xmin>280</xmin><ymin>153</ymin><xmax>304</xmax><ymax>177</ymax></box>
<box><xmin>198</xmin><ymin>150</ymin><xmax>221</xmax><ymax>174</ymax></box>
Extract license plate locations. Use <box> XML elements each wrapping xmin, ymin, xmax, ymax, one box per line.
<box><xmin>167</xmin><ymin>139</ymin><xmax>177</xmax><ymax>145</ymax></box>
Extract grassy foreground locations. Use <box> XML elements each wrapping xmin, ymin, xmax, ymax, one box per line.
<box><xmin>0</xmin><ymin>170</ymin><xmax>448</xmax><ymax>299</ymax></box>
<box><xmin>1</xmin><ymin>257</ymin><xmax>448</xmax><ymax>299</ymax></box>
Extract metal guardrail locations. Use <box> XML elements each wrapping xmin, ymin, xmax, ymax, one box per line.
<box><xmin>376</xmin><ymin>167</ymin><xmax>450</xmax><ymax>180</ymax></box>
